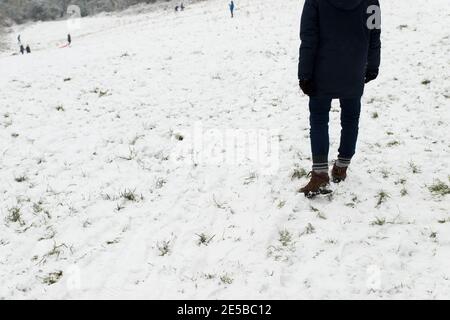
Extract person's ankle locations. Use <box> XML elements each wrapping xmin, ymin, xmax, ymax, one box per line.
<box><xmin>313</xmin><ymin>169</ymin><xmax>328</xmax><ymax>175</ymax></box>
<box><xmin>312</xmin><ymin>161</ymin><xmax>329</xmax><ymax>175</ymax></box>
<box><xmin>335</xmin><ymin>157</ymin><xmax>351</xmax><ymax>168</ymax></box>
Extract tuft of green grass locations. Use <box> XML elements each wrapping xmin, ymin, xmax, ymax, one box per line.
<box><xmin>291</xmin><ymin>168</ymin><xmax>308</xmax><ymax>180</ymax></box>
<box><xmin>99</xmin><ymin>90</ymin><xmax>109</xmax><ymax>97</ymax></box>
<box><xmin>371</xmin><ymin>217</ymin><xmax>386</xmax><ymax>226</ymax></box>
<box><xmin>83</xmin><ymin>220</ymin><xmax>92</xmax><ymax>228</ymax></box>
<box><xmin>102</xmin><ymin>193</ymin><xmax>116</xmax><ymax>201</ymax></box>
<box><xmin>42</xmin><ymin>271</ymin><xmax>63</xmax><ymax>285</ymax></box>
<box><xmin>129</xmin><ymin>134</ymin><xmax>143</xmax><ymax>146</ymax></box>
<box><xmin>428</xmin><ymin>180</ymin><xmax>450</xmax><ymax>196</ymax></box>
<box><xmin>15</xmin><ymin>175</ymin><xmax>27</xmax><ymax>183</ymax></box>
<box><xmin>106</xmin><ymin>238</ymin><xmax>121</xmax><ymax>245</ymax></box>
<box><xmin>212</xmin><ymin>195</ymin><xmax>227</xmax><ymax>210</ymax></box>
<box><xmin>56</xmin><ymin>105</ymin><xmax>65</xmax><ymax>111</ymax></box>
<box><xmin>203</xmin><ymin>273</ymin><xmax>216</xmax><ymax>280</ymax></box>
<box><xmin>267</xmin><ymin>229</ymin><xmax>296</xmax><ymax>262</ymax></box>
<box><xmin>220</xmin><ymin>274</ymin><xmax>233</xmax><ymax>285</ymax></box>
<box><xmin>317</xmin><ymin>211</ymin><xmax>327</xmax><ymax>220</ymax></box>
<box><xmin>301</xmin><ymin>223</ymin><xmax>315</xmax><ymax>236</ymax></box>
<box><xmin>371</xmin><ymin>112</ymin><xmax>379</xmax><ymax>119</ymax></box>
<box><xmin>196</xmin><ymin>233</ymin><xmax>215</xmax><ymax>246</ymax></box>
<box><xmin>421</xmin><ymin>79</ymin><xmax>431</xmax><ymax>85</ymax></box>
<box><xmin>278</xmin><ymin>229</ymin><xmax>293</xmax><ymax>247</ymax></box>
<box><xmin>32</xmin><ymin>202</ymin><xmax>43</xmax><ymax>213</ymax></box>
<box><xmin>115</xmin><ymin>203</ymin><xmax>125</xmax><ymax>212</ymax></box>
<box><xmin>157</xmin><ymin>240</ymin><xmax>171</xmax><ymax>256</ymax></box>
<box><xmin>326</xmin><ymin>238</ymin><xmax>338</xmax><ymax>245</ymax></box>
<box><xmin>6</xmin><ymin>207</ymin><xmax>24</xmax><ymax>225</ymax></box>
<box><xmin>118</xmin><ymin>147</ymin><xmax>137</xmax><ymax>161</ymax></box>
<box><xmin>310</xmin><ymin>206</ymin><xmax>327</xmax><ymax>220</ymax></box>
<box><xmin>376</xmin><ymin>190</ymin><xmax>390</xmax><ymax>207</ymax></box>
<box><xmin>409</xmin><ymin>162</ymin><xmax>421</xmax><ymax>174</ymax></box>
<box><xmin>32</xmin><ymin>201</ymin><xmax>48</xmax><ymax>217</ymax></box>
<box><xmin>381</xmin><ymin>169</ymin><xmax>389</xmax><ymax>179</ymax></box>
<box><xmin>387</xmin><ymin>140</ymin><xmax>400</xmax><ymax>147</ymax></box>
<box><xmin>155</xmin><ymin>178</ymin><xmax>167</xmax><ymax>189</ymax></box>
<box><xmin>119</xmin><ymin>189</ymin><xmax>143</xmax><ymax>202</ymax></box>
<box><xmin>44</xmin><ymin>243</ymin><xmax>69</xmax><ymax>261</ymax></box>
<box><xmin>244</xmin><ymin>172</ymin><xmax>257</xmax><ymax>185</ymax></box>
<box><xmin>173</xmin><ymin>133</ymin><xmax>184</xmax><ymax>141</ymax></box>
<box><xmin>277</xmin><ymin>200</ymin><xmax>286</xmax><ymax>209</ymax></box>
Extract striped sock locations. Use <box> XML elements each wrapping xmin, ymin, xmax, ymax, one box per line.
<box><xmin>336</xmin><ymin>157</ymin><xmax>351</xmax><ymax>168</ymax></box>
<box><xmin>312</xmin><ymin>162</ymin><xmax>329</xmax><ymax>174</ymax></box>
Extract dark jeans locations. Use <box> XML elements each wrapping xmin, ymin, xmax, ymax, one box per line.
<box><xmin>309</xmin><ymin>97</ymin><xmax>361</xmax><ymax>165</ymax></box>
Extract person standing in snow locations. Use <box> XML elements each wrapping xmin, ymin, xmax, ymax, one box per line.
<box><xmin>229</xmin><ymin>1</ymin><xmax>235</xmax><ymax>18</ymax></box>
<box><xmin>180</xmin><ymin>3</ymin><xmax>185</xmax><ymax>11</ymax></box>
<box><xmin>20</xmin><ymin>44</ymin><xmax>25</xmax><ymax>55</ymax></box>
<box><xmin>17</xmin><ymin>34</ymin><xmax>21</xmax><ymax>44</ymax></box>
<box><xmin>298</xmin><ymin>0</ymin><xmax>381</xmax><ymax>197</ymax></box>
<box><xmin>25</xmin><ymin>45</ymin><xmax>31</xmax><ymax>54</ymax></box>
<box><xmin>68</xmin><ymin>34</ymin><xmax>72</xmax><ymax>45</ymax></box>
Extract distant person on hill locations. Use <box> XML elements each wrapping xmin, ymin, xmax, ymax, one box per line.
<box><xmin>26</xmin><ymin>45</ymin><xmax>31</xmax><ymax>54</ymax></box>
<box><xmin>229</xmin><ymin>1</ymin><xmax>235</xmax><ymax>18</ymax></box>
<box><xmin>20</xmin><ymin>44</ymin><xmax>25</xmax><ymax>55</ymax></box>
<box><xmin>17</xmin><ymin>35</ymin><xmax>21</xmax><ymax>44</ymax></box>
<box><xmin>68</xmin><ymin>34</ymin><xmax>72</xmax><ymax>45</ymax></box>
<box><xmin>175</xmin><ymin>5</ymin><xmax>179</xmax><ymax>12</ymax></box>
<box><xmin>180</xmin><ymin>3</ymin><xmax>185</xmax><ymax>11</ymax></box>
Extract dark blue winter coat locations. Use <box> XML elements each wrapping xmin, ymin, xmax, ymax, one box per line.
<box><xmin>298</xmin><ymin>0</ymin><xmax>381</xmax><ymax>98</ymax></box>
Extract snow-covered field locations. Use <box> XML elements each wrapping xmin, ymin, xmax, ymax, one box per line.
<box><xmin>0</xmin><ymin>0</ymin><xmax>449</xmax><ymax>299</ymax></box>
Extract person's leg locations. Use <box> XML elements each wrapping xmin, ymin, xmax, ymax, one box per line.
<box><xmin>337</xmin><ymin>98</ymin><xmax>362</xmax><ymax>167</ymax></box>
<box><xmin>309</xmin><ymin>97</ymin><xmax>332</xmax><ymax>173</ymax></box>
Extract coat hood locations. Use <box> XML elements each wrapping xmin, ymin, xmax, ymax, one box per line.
<box><xmin>326</xmin><ymin>0</ymin><xmax>364</xmax><ymax>11</ymax></box>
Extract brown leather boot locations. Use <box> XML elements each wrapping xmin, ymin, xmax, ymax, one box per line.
<box><xmin>331</xmin><ymin>164</ymin><xmax>348</xmax><ymax>183</ymax></box>
<box><xmin>299</xmin><ymin>171</ymin><xmax>331</xmax><ymax>198</ymax></box>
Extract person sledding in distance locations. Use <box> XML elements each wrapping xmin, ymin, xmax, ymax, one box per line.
<box><xmin>298</xmin><ymin>0</ymin><xmax>381</xmax><ymax>198</ymax></box>
<box><xmin>26</xmin><ymin>45</ymin><xmax>31</xmax><ymax>54</ymax></box>
<box><xmin>20</xmin><ymin>44</ymin><xmax>25</xmax><ymax>55</ymax></box>
<box><xmin>229</xmin><ymin>1</ymin><xmax>235</xmax><ymax>18</ymax></box>
<box><xmin>59</xmin><ymin>34</ymin><xmax>72</xmax><ymax>48</ymax></box>
<box><xmin>175</xmin><ymin>3</ymin><xmax>184</xmax><ymax>12</ymax></box>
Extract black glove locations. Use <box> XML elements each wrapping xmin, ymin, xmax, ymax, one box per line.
<box><xmin>365</xmin><ymin>69</ymin><xmax>379</xmax><ymax>83</ymax></box>
<box><xmin>299</xmin><ymin>79</ymin><xmax>314</xmax><ymax>96</ymax></box>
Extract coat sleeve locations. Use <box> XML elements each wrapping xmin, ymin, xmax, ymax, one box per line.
<box><xmin>298</xmin><ymin>0</ymin><xmax>319</xmax><ymax>80</ymax></box>
<box><xmin>367</xmin><ymin>0</ymin><xmax>381</xmax><ymax>72</ymax></box>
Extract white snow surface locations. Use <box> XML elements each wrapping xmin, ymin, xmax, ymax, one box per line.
<box><xmin>0</xmin><ymin>0</ymin><xmax>449</xmax><ymax>299</ymax></box>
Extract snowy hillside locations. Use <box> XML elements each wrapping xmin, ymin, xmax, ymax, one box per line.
<box><xmin>0</xmin><ymin>0</ymin><xmax>449</xmax><ymax>299</ymax></box>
